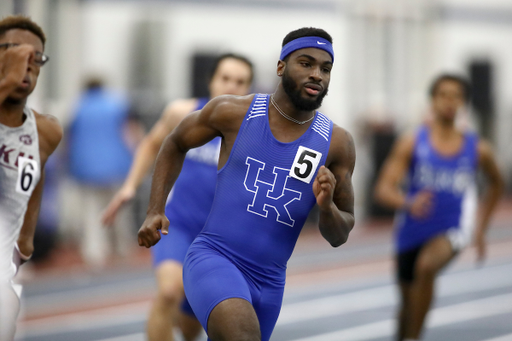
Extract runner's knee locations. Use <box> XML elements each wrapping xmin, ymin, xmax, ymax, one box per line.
<box><xmin>414</xmin><ymin>256</ymin><xmax>439</xmax><ymax>280</ymax></box>
<box><xmin>157</xmin><ymin>280</ymin><xmax>185</xmax><ymax>306</ymax></box>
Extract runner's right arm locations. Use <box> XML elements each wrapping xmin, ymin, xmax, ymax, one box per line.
<box><xmin>101</xmin><ymin>99</ymin><xmax>196</xmax><ymax>226</ymax></box>
<box><xmin>138</xmin><ymin>95</ymin><xmax>242</xmax><ymax>248</ymax></box>
<box><xmin>0</xmin><ymin>44</ymin><xmax>36</xmax><ymax>105</ymax></box>
<box><xmin>374</xmin><ymin>132</ymin><xmax>433</xmax><ymax>219</ymax></box>
<box><xmin>473</xmin><ymin>139</ymin><xmax>504</xmax><ymax>261</ymax></box>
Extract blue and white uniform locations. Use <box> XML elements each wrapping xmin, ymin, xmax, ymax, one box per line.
<box><xmin>183</xmin><ymin>94</ymin><xmax>333</xmax><ymax>340</ymax></box>
<box><xmin>395</xmin><ymin>125</ymin><xmax>479</xmax><ymax>254</ymax></box>
<box><xmin>151</xmin><ymin>98</ymin><xmax>219</xmax><ymax>315</ymax></box>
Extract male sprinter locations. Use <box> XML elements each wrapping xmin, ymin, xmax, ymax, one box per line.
<box><xmin>0</xmin><ymin>15</ymin><xmax>62</xmax><ymax>340</ymax></box>
<box><xmin>138</xmin><ymin>27</ymin><xmax>356</xmax><ymax>341</ymax></box>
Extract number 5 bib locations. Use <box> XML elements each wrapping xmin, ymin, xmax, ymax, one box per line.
<box><xmin>289</xmin><ymin>146</ymin><xmax>322</xmax><ymax>184</ymax></box>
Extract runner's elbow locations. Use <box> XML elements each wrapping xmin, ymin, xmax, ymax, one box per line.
<box><xmin>330</xmin><ymin>234</ymin><xmax>348</xmax><ymax>247</ymax></box>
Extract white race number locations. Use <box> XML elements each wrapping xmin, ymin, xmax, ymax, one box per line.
<box><xmin>289</xmin><ymin>146</ymin><xmax>322</xmax><ymax>184</ymax></box>
<box><xmin>16</xmin><ymin>157</ymin><xmax>39</xmax><ymax>196</ymax></box>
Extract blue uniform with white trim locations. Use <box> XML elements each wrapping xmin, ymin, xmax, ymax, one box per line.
<box><xmin>183</xmin><ymin>94</ymin><xmax>333</xmax><ymax>340</ymax></box>
<box><xmin>151</xmin><ymin>98</ymin><xmax>219</xmax><ymax>315</ymax></box>
<box><xmin>395</xmin><ymin>125</ymin><xmax>479</xmax><ymax>253</ymax></box>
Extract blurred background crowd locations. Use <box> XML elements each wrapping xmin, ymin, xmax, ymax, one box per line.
<box><xmin>1</xmin><ymin>0</ymin><xmax>512</xmax><ymax>270</ymax></box>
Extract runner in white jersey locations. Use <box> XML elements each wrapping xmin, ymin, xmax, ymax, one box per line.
<box><xmin>0</xmin><ymin>106</ymin><xmax>41</xmax><ymax>279</ymax></box>
<box><xmin>0</xmin><ymin>15</ymin><xmax>62</xmax><ymax>340</ymax></box>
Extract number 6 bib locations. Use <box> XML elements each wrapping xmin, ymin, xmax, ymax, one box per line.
<box><xmin>16</xmin><ymin>156</ymin><xmax>39</xmax><ymax>196</ymax></box>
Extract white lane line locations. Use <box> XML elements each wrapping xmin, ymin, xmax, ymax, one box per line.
<box><xmin>479</xmin><ymin>332</ymin><xmax>512</xmax><ymax>341</ymax></box>
<box><xmin>94</xmin><ymin>330</ymin><xmax>208</xmax><ymax>341</ymax></box>
<box><xmin>290</xmin><ymin>292</ymin><xmax>512</xmax><ymax>341</ymax></box>
<box><xmin>24</xmin><ymin>278</ymin><xmax>153</xmax><ymax>315</ymax></box>
<box><xmin>15</xmin><ymin>301</ymin><xmax>149</xmax><ymax>338</ymax></box>
<box><xmin>278</xmin><ymin>286</ymin><xmax>394</xmax><ymax>325</ymax></box>
<box><xmin>94</xmin><ymin>333</ymin><xmax>145</xmax><ymax>341</ymax></box>
<box><xmin>278</xmin><ymin>262</ymin><xmax>512</xmax><ymax>325</ymax></box>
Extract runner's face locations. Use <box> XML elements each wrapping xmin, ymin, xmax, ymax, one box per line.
<box><xmin>431</xmin><ymin>80</ymin><xmax>465</xmax><ymax>122</ymax></box>
<box><xmin>209</xmin><ymin>58</ymin><xmax>252</xmax><ymax>98</ymax></box>
<box><xmin>0</xmin><ymin>29</ymin><xmax>44</xmax><ymax>101</ymax></box>
<box><xmin>280</xmin><ymin>48</ymin><xmax>331</xmax><ymax>111</ymax></box>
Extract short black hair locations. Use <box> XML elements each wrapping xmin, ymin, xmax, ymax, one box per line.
<box><xmin>209</xmin><ymin>53</ymin><xmax>254</xmax><ymax>83</ymax></box>
<box><xmin>0</xmin><ymin>15</ymin><xmax>46</xmax><ymax>47</ymax></box>
<box><xmin>429</xmin><ymin>73</ymin><xmax>471</xmax><ymax>102</ymax></box>
<box><xmin>282</xmin><ymin>27</ymin><xmax>333</xmax><ymax>47</ymax></box>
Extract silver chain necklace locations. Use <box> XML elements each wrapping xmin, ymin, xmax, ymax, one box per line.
<box><xmin>270</xmin><ymin>95</ymin><xmax>315</xmax><ymax>125</ymax></box>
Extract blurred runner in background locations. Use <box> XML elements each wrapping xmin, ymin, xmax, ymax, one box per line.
<box><xmin>102</xmin><ymin>53</ymin><xmax>253</xmax><ymax>341</ymax></box>
<box><xmin>374</xmin><ymin>73</ymin><xmax>504</xmax><ymax>341</ymax></box>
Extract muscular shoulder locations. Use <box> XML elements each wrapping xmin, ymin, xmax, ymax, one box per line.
<box><xmin>209</xmin><ymin>94</ymin><xmax>254</xmax><ymax>113</ymax></box>
<box><xmin>203</xmin><ymin>94</ymin><xmax>255</xmax><ymax>131</ymax></box>
<box><xmin>327</xmin><ymin>124</ymin><xmax>355</xmax><ymax>169</ymax></box>
<box><xmin>34</xmin><ymin>110</ymin><xmax>63</xmax><ymax>155</ymax></box>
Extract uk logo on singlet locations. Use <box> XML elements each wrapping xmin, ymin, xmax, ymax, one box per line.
<box><xmin>244</xmin><ymin>157</ymin><xmax>301</xmax><ymax>227</ymax></box>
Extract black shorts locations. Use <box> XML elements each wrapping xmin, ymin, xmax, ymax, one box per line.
<box><xmin>396</xmin><ymin>244</ymin><xmax>425</xmax><ymax>283</ymax></box>
<box><xmin>397</xmin><ymin>235</ymin><xmax>459</xmax><ymax>282</ymax></box>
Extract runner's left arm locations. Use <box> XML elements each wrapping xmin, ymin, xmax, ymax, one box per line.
<box><xmin>314</xmin><ymin>126</ymin><xmax>356</xmax><ymax>247</ymax></box>
<box><xmin>474</xmin><ymin>139</ymin><xmax>504</xmax><ymax>260</ymax></box>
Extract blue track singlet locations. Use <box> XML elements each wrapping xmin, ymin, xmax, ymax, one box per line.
<box><xmin>395</xmin><ymin>125</ymin><xmax>479</xmax><ymax>253</ymax></box>
<box><xmin>183</xmin><ymin>94</ymin><xmax>333</xmax><ymax>340</ymax></box>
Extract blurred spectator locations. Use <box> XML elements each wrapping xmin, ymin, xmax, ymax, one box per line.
<box><xmin>64</xmin><ymin>77</ymin><xmax>143</xmax><ymax>269</ymax></box>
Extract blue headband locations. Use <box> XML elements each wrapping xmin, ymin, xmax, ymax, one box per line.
<box><xmin>280</xmin><ymin>36</ymin><xmax>334</xmax><ymax>63</ymax></box>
